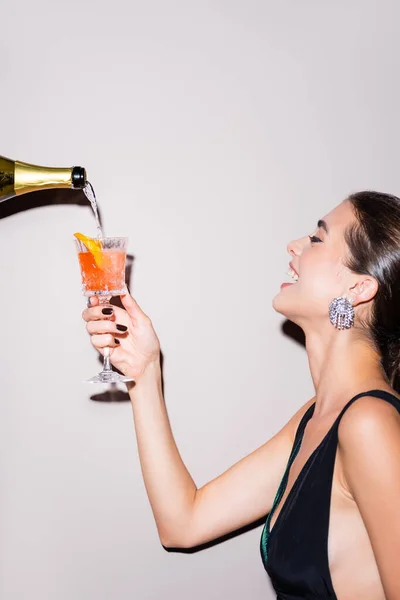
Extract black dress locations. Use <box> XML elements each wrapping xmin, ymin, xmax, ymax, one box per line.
<box><xmin>260</xmin><ymin>389</ymin><xmax>400</xmax><ymax>599</ymax></box>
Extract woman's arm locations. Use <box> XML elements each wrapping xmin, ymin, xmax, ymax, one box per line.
<box><xmin>84</xmin><ymin>294</ymin><xmax>313</xmax><ymax>548</ymax></box>
<box><xmin>130</xmin><ymin>364</ymin><xmax>312</xmax><ymax>548</ymax></box>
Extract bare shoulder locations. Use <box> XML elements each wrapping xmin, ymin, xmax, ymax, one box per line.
<box><xmin>339</xmin><ymin>392</ymin><xmax>400</xmax><ymax>436</ymax></box>
<box><xmin>338</xmin><ymin>392</ymin><xmax>400</xmax><ymax>457</ymax></box>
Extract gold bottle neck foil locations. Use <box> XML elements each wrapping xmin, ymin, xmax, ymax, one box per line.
<box><xmin>14</xmin><ymin>161</ymin><xmax>75</xmax><ymax>195</ymax></box>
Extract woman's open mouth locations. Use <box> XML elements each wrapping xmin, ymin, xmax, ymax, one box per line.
<box><xmin>287</xmin><ymin>265</ymin><xmax>299</xmax><ymax>282</ymax></box>
<box><xmin>280</xmin><ymin>265</ymin><xmax>299</xmax><ymax>289</ymax></box>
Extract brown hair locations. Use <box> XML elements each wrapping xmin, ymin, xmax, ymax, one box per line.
<box><xmin>346</xmin><ymin>191</ymin><xmax>400</xmax><ymax>390</ymax></box>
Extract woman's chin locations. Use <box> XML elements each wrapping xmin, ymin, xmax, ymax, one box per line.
<box><xmin>272</xmin><ymin>284</ymin><xmax>298</xmax><ymax>316</ymax></box>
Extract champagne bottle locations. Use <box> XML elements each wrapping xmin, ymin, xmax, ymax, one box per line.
<box><xmin>0</xmin><ymin>155</ymin><xmax>87</xmax><ymax>203</ymax></box>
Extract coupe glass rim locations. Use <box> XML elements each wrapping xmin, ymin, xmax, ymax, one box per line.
<box><xmin>73</xmin><ymin>236</ymin><xmax>128</xmax><ymax>242</ymax></box>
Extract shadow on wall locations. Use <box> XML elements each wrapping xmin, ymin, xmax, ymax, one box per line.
<box><xmin>0</xmin><ymin>188</ymin><xmax>97</xmax><ymax>220</ymax></box>
<box><xmin>281</xmin><ymin>319</ymin><xmax>306</xmax><ymax>347</ymax></box>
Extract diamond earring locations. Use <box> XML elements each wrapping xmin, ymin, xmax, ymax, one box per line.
<box><xmin>328</xmin><ymin>297</ymin><xmax>355</xmax><ymax>330</ymax></box>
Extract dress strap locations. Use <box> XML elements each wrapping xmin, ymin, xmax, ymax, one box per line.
<box><xmin>294</xmin><ymin>402</ymin><xmax>316</xmax><ymax>442</ymax></box>
<box><xmin>260</xmin><ymin>403</ymin><xmax>315</xmax><ymax>561</ymax></box>
<box><xmin>336</xmin><ymin>389</ymin><xmax>400</xmax><ymax>424</ymax></box>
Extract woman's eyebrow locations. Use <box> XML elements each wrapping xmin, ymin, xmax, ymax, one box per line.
<box><xmin>317</xmin><ymin>219</ymin><xmax>329</xmax><ymax>234</ymax></box>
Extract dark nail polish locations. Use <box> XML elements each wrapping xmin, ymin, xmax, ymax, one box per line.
<box><xmin>102</xmin><ymin>308</ymin><xmax>113</xmax><ymax>315</ymax></box>
<box><xmin>116</xmin><ymin>324</ymin><xmax>128</xmax><ymax>332</ymax></box>
<box><xmin>114</xmin><ymin>338</ymin><xmax>120</xmax><ymax>345</ymax></box>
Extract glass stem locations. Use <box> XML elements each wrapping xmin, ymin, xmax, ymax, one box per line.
<box><xmin>98</xmin><ymin>296</ymin><xmax>113</xmax><ymax>374</ymax></box>
<box><xmin>103</xmin><ymin>347</ymin><xmax>112</xmax><ymax>372</ymax></box>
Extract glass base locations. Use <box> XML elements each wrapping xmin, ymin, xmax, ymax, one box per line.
<box><xmin>85</xmin><ymin>371</ymin><xmax>135</xmax><ymax>384</ymax></box>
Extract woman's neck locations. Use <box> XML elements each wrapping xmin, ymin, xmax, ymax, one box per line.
<box><xmin>304</xmin><ymin>326</ymin><xmax>388</xmax><ymax>417</ymax></box>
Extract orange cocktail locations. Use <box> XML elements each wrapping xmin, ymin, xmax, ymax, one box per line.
<box><xmin>74</xmin><ymin>233</ymin><xmax>133</xmax><ymax>384</ymax></box>
<box><xmin>78</xmin><ymin>249</ymin><xmax>126</xmax><ymax>295</ymax></box>
<box><xmin>74</xmin><ymin>234</ymin><xmax>128</xmax><ymax>297</ymax></box>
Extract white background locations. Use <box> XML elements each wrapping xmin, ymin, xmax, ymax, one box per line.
<box><xmin>1</xmin><ymin>1</ymin><xmax>399</xmax><ymax>598</ymax></box>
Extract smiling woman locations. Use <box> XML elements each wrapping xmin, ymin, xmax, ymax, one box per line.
<box><xmin>82</xmin><ymin>191</ymin><xmax>400</xmax><ymax>600</ymax></box>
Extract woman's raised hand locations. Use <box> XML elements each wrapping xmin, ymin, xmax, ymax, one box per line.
<box><xmin>82</xmin><ymin>294</ymin><xmax>161</xmax><ymax>382</ymax></box>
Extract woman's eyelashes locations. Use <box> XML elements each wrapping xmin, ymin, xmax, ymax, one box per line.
<box><xmin>309</xmin><ymin>235</ymin><xmax>323</xmax><ymax>244</ymax></box>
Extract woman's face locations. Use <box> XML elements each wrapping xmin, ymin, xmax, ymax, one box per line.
<box><xmin>273</xmin><ymin>200</ymin><xmax>358</xmax><ymax>327</ymax></box>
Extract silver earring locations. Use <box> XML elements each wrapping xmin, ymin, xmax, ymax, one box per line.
<box><xmin>328</xmin><ymin>297</ymin><xmax>354</xmax><ymax>330</ymax></box>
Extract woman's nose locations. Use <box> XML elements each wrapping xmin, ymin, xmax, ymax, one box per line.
<box><xmin>287</xmin><ymin>237</ymin><xmax>304</xmax><ymax>256</ymax></box>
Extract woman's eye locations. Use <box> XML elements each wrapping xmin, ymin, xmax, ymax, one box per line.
<box><xmin>309</xmin><ymin>235</ymin><xmax>323</xmax><ymax>244</ymax></box>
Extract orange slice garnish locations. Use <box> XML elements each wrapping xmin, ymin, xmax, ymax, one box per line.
<box><xmin>74</xmin><ymin>232</ymin><xmax>103</xmax><ymax>267</ymax></box>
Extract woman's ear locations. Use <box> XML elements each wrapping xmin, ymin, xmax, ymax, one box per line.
<box><xmin>349</xmin><ymin>276</ymin><xmax>378</xmax><ymax>306</ymax></box>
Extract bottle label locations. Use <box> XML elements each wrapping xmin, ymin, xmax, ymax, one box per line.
<box><xmin>0</xmin><ymin>171</ymin><xmax>13</xmax><ymax>192</ymax></box>
<box><xmin>0</xmin><ymin>156</ymin><xmax>15</xmax><ymax>201</ymax></box>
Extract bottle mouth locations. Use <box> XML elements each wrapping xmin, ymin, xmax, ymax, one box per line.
<box><xmin>72</xmin><ymin>166</ymin><xmax>86</xmax><ymax>189</ymax></box>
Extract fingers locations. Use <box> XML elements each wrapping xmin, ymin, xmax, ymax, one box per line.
<box><xmin>82</xmin><ymin>303</ymin><xmax>128</xmax><ymax>324</ymax></box>
<box><xmin>86</xmin><ymin>319</ymin><xmax>129</xmax><ymax>336</ymax></box>
<box><xmin>87</xmin><ymin>296</ymin><xmax>99</xmax><ymax>308</ymax></box>
<box><xmin>90</xmin><ymin>333</ymin><xmax>120</xmax><ymax>350</ymax></box>
<box><xmin>82</xmin><ymin>294</ymin><xmax>149</xmax><ymax>327</ymax></box>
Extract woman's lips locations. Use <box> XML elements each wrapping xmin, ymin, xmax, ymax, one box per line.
<box><xmin>280</xmin><ymin>282</ymin><xmax>294</xmax><ymax>289</ymax></box>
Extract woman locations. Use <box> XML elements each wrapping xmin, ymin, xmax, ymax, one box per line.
<box><xmin>83</xmin><ymin>191</ymin><xmax>400</xmax><ymax>600</ymax></box>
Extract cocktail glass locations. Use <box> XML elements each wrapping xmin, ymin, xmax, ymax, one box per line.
<box><xmin>75</xmin><ymin>236</ymin><xmax>134</xmax><ymax>384</ymax></box>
